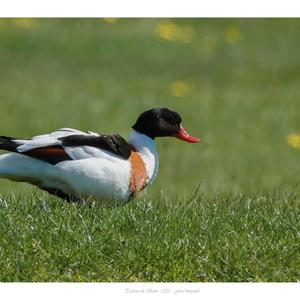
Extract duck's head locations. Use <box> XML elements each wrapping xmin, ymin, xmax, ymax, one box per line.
<box><xmin>132</xmin><ymin>108</ymin><xmax>200</xmax><ymax>143</ymax></box>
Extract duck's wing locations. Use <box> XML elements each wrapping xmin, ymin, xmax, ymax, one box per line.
<box><xmin>59</xmin><ymin>133</ymin><xmax>132</xmax><ymax>161</ymax></box>
<box><xmin>0</xmin><ymin>128</ymin><xmax>132</xmax><ymax>165</ymax></box>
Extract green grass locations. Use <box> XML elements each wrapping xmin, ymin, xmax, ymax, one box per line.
<box><xmin>0</xmin><ymin>18</ymin><xmax>300</xmax><ymax>281</ymax></box>
<box><xmin>0</xmin><ymin>190</ymin><xmax>299</xmax><ymax>281</ymax></box>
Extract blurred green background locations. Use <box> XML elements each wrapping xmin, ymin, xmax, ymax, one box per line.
<box><xmin>0</xmin><ymin>18</ymin><xmax>300</xmax><ymax>197</ymax></box>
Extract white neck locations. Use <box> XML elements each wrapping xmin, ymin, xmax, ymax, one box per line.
<box><xmin>128</xmin><ymin>130</ymin><xmax>159</xmax><ymax>185</ymax></box>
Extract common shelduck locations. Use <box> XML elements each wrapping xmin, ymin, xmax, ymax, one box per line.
<box><xmin>0</xmin><ymin>108</ymin><xmax>200</xmax><ymax>206</ymax></box>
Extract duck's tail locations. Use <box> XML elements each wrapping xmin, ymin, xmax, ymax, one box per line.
<box><xmin>0</xmin><ymin>136</ymin><xmax>19</xmax><ymax>153</ymax></box>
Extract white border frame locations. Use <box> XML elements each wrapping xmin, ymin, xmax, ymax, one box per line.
<box><xmin>0</xmin><ymin>283</ymin><xmax>299</xmax><ymax>300</ymax></box>
<box><xmin>0</xmin><ymin>0</ymin><xmax>300</xmax><ymax>17</ymax></box>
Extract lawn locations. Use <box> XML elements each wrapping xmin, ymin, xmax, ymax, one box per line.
<box><xmin>0</xmin><ymin>18</ymin><xmax>299</xmax><ymax>281</ymax></box>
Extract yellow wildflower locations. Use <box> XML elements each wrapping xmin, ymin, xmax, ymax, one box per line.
<box><xmin>170</xmin><ymin>81</ymin><xmax>191</xmax><ymax>97</ymax></box>
<box><xmin>102</xmin><ymin>18</ymin><xmax>119</xmax><ymax>24</ymax></box>
<box><xmin>224</xmin><ymin>25</ymin><xmax>242</xmax><ymax>44</ymax></box>
<box><xmin>13</xmin><ymin>18</ymin><xmax>37</xmax><ymax>29</ymax></box>
<box><xmin>287</xmin><ymin>134</ymin><xmax>300</xmax><ymax>149</ymax></box>
<box><xmin>154</xmin><ymin>21</ymin><xmax>177</xmax><ymax>41</ymax></box>
<box><xmin>154</xmin><ymin>21</ymin><xmax>195</xmax><ymax>43</ymax></box>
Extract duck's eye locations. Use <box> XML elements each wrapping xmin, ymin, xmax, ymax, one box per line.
<box><xmin>165</xmin><ymin>117</ymin><xmax>177</xmax><ymax>125</ymax></box>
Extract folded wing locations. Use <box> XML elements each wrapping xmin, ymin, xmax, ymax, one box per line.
<box><xmin>0</xmin><ymin>128</ymin><xmax>132</xmax><ymax>165</ymax></box>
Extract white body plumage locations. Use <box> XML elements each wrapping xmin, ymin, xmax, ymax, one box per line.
<box><xmin>0</xmin><ymin>129</ymin><xmax>158</xmax><ymax>205</ymax></box>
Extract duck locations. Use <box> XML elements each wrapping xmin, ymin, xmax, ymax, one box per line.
<box><xmin>0</xmin><ymin>108</ymin><xmax>200</xmax><ymax>206</ymax></box>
